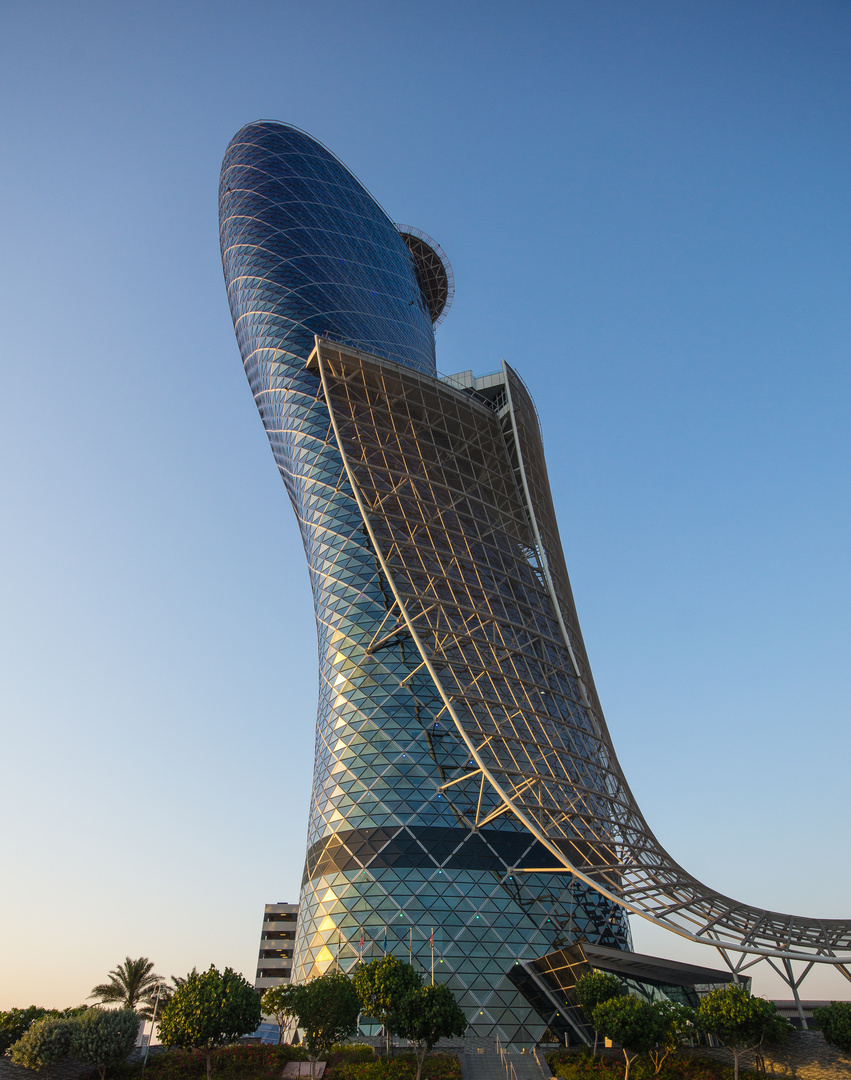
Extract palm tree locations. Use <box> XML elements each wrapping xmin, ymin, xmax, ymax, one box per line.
<box><xmin>89</xmin><ymin>957</ymin><xmax>165</xmax><ymax>1012</ymax></box>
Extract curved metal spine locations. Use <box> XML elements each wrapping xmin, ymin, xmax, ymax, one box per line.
<box><xmin>501</xmin><ymin>360</ymin><xmax>596</xmax><ymax>723</ymax></box>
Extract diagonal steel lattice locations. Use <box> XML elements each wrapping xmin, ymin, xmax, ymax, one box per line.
<box><xmin>308</xmin><ymin>334</ymin><xmax>851</xmax><ymax>973</ymax></box>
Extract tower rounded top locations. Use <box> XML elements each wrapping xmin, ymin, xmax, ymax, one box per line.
<box><xmin>396</xmin><ymin>226</ymin><xmax>455</xmax><ymax>327</ymax></box>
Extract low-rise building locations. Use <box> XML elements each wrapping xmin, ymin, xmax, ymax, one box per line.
<box><xmin>255</xmin><ymin>902</ymin><xmax>298</xmax><ymax>994</ymax></box>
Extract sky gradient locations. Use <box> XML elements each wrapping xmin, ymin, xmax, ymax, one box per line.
<box><xmin>1</xmin><ymin>0</ymin><xmax>849</xmax><ymax>1008</ymax></box>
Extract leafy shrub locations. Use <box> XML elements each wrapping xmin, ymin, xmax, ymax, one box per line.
<box><xmin>9</xmin><ymin>1016</ymin><xmax>77</xmax><ymax>1070</ymax></box>
<box><xmin>548</xmin><ymin>1046</ymin><xmax>765</xmax><ymax>1080</ymax></box>
<box><xmin>207</xmin><ymin>1043</ymin><xmax>308</xmax><ymax>1077</ymax></box>
<box><xmin>286</xmin><ymin>971</ymin><xmax>360</xmax><ymax>1066</ymax></box>
<box><xmin>575</xmin><ymin>972</ymin><xmax>623</xmax><ymax>1056</ymax></box>
<box><xmin>0</xmin><ymin>1008</ymin><xmax>56</xmax><ymax>1055</ymax></box>
<box><xmin>261</xmin><ymin>985</ymin><xmax>301</xmax><ymax>1045</ymax></box>
<box><xmin>696</xmin><ymin>985</ymin><xmax>789</xmax><ymax>1080</ymax></box>
<box><xmin>591</xmin><ymin>997</ymin><xmax>660</xmax><ymax>1080</ymax></box>
<box><xmin>78</xmin><ymin>1043</ymin><xmax>458</xmax><ymax>1080</ymax></box>
<box><xmin>72</xmin><ymin>1009</ymin><xmax>141</xmax><ymax>1080</ymax></box>
<box><xmin>353</xmin><ymin>958</ymin><xmax>421</xmax><ymax>1059</ymax></box>
<box><xmin>157</xmin><ymin>967</ymin><xmax>262</xmax><ymax>1080</ymax></box>
<box><xmin>813</xmin><ymin>1000</ymin><xmax>851</xmax><ymax>1054</ymax></box>
<box><xmin>145</xmin><ymin>1043</ymin><xmax>308</xmax><ymax>1080</ymax></box>
<box><xmin>329</xmin><ymin>1052</ymin><xmax>461</xmax><ymax>1080</ymax></box>
<box><xmin>548</xmin><ymin>1053</ymin><xmax>624</xmax><ymax>1080</ymax></box>
<box><xmin>99</xmin><ymin>1043</ymin><xmax>310</xmax><ymax>1080</ymax></box>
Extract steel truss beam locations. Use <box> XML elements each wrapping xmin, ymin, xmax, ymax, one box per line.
<box><xmin>308</xmin><ymin>336</ymin><xmax>851</xmax><ymax>974</ymax></box>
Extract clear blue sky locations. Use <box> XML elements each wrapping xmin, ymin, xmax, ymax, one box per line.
<box><xmin>1</xmin><ymin>0</ymin><xmax>849</xmax><ymax>1008</ymax></box>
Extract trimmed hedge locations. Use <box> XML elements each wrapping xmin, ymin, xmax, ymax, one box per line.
<box><xmin>106</xmin><ymin>1044</ymin><xmax>307</xmax><ymax>1080</ymax></box>
<box><xmin>327</xmin><ymin>1046</ymin><xmax>378</xmax><ymax>1065</ymax></box>
<box><xmin>80</xmin><ymin>1041</ymin><xmax>462</xmax><ymax>1080</ymax></box>
<box><xmin>329</xmin><ymin>1053</ymin><xmax>461</xmax><ymax>1080</ymax></box>
<box><xmin>547</xmin><ymin>1048</ymin><xmax>763</xmax><ymax>1080</ymax></box>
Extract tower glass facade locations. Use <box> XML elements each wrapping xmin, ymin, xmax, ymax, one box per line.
<box><xmin>220</xmin><ymin>122</ymin><xmax>628</xmax><ymax>1043</ymax></box>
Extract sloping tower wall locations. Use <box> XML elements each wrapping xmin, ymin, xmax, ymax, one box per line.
<box><xmin>219</xmin><ymin>121</ymin><xmax>628</xmax><ymax>1042</ymax></box>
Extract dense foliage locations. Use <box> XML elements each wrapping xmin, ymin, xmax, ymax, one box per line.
<box><xmin>8</xmin><ymin>1015</ymin><xmax>79</xmax><ymax>1070</ymax></box>
<box><xmin>696</xmin><ymin>985</ymin><xmax>789</xmax><ymax>1080</ymax></box>
<box><xmin>76</xmin><ymin>1042</ymin><xmax>461</xmax><ymax>1080</ymax></box>
<box><xmin>646</xmin><ymin>1002</ymin><xmax>695</xmax><ymax>1075</ymax></box>
<box><xmin>1</xmin><ymin>1004</ymin><xmax>91</xmax><ymax>1055</ymax></box>
<box><xmin>352</xmin><ymin>957</ymin><xmax>422</xmax><ymax>1057</ymax></box>
<box><xmin>261</xmin><ymin>984</ymin><xmax>298</xmax><ymax>1044</ymax></box>
<box><xmin>137</xmin><ymin>1044</ymin><xmax>308</xmax><ymax>1080</ymax></box>
<box><xmin>7</xmin><ymin>1007</ymin><xmax>140</xmax><ymax>1076</ymax></box>
<box><xmin>592</xmin><ymin>997</ymin><xmax>660</xmax><ymax>1080</ymax></box>
<box><xmin>0</xmin><ymin>1007</ymin><xmax>56</xmax><ymax>1055</ymax></box>
<box><xmin>389</xmin><ymin>984</ymin><xmax>467</xmax><ymax>1080</ymax></box>
<box><xmin>328</xmin><ymin>1051</ymin><xmax>462</xmax><ymax>1080</ymax></box>
<box><xmin>72</xmin><ymin>1008</ymin><xmax>141</xmax><ymax>1080</ymax></box>
<box><xmin>157</xmin><ymin>966</ymin><xmax>262</xmax><ymax>1080</ymax></box>
<box><xmin>547</xmin><ymin>1048</ymin><xmax>764</xmax><ymax>1079</ymax></box>
<box><xmin>575</xmin><ymin>971</ymin><xmax>623</xmax><ymax>1055</ymax></box>
<box><xmin>813</xmin><ymin>1000</ymin><xmax>851</xmax><ymax>1054</ymax></box>
<box><xmin>287</xmin><ymin>971</ymin><xmax>361</xmax><ymax>1071</ymax></box>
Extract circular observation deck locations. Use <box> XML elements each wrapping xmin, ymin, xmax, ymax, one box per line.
<box><xmin>396</xmin><ymin>225</ymin><xmax>455</xmax><ymax>327</ymax></box>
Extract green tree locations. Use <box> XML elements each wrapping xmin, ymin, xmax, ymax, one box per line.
<box><xmin>89</xmin><ymin>957</ymin><xmax>165</xmax><ymax>1015</ymax></box>
<box><xmin>353</xmin><ymin>955</ymin><xmax>422</xmax><ymax>1057</ymax></box>
<box><xmin>697</xmin><ymin>984</ymin><xmax>790</xmax><ymax>1080</ymax></box>
<box><xmin>261</xmin><ymin>984</ymin><xmax>298</xmax><ymax>1045</ymax></box>
<box><xmin>646</xmin><ymin>1001</ymin><xmax>694</xmax><ymax>1075</ymax></box>
<box><xmin>574</xmin><ymin>970</ymin><xmax>622</xmax><ymax>1056</ymax></box>
<box><xmin>814</xmin><ymin>1001</ymin><xmax>851</xmax><ymax>1054</ymax></box>
<box><xmin>390</xmin><ymin>983</ymin><xmax>467</xmax><ymax>1080</ymax></box>
<box><xmin>149</xmin><ymin>970</ymin><xmax>200</xmax><ymax>1019</ymax></box>
<box><xmin>157</xmin><ymin>966</ymin><xmax>261</xmax><ymax>1080</ymax></box>
<box><xmin>9</xmin><ymin>1016</ymin><xmax>77</xmax><ymax>1074</ymax></box>
<box><xmin>592</xmin><ymin>996</ymin><xmax>660</xmax><ymax>1080</ymax></box>
<box><xmin>71</xmin><ymin>1009</ymin><xmax>140</xmax><ymax>1080</ymax></box>
<box><xmin>0</xmin><ymin>1008</ymin><xmax>57</xmax><ymax>1055</ymax></box>
<box><xmin>287</xmin><ymin>971</ymin><xmax>360</xmax><ymax>1077</ymax></box>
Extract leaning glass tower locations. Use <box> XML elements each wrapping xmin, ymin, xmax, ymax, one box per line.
<box><xmin>219</xmin><ymin>121</ymin><xmax>629</xmax><ymax>1043</ymax></box>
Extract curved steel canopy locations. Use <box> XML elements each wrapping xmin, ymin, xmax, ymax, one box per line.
<box><xmin>308</xmin><ymin>335</ymin><xmax>851</xmax><ymax>971</ymax></box>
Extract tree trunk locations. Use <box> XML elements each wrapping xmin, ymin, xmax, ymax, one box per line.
<box><xmin>732</xmin><ymin>1048</ymin><xmax>740</xmax><ymax>1080</ymax></box>
<box><xmin>623</xmin><ymin>1049</ymin><xmax>637</xmax><ymax>1080</ymax></box>
<box><xmin>592</xmin><ymin>1031</ymin><xmax>598</xmax><ymax>1057</ymax></box>
<box><xmin>206</xmin><ymin>1049</ymin><xmax>212</xmax><ymax>1080</ymax></box>
<box><xmin>415</xmin><ymin>1044</ymin><xmax>428</xmax><ymax>1080</ymax></box>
